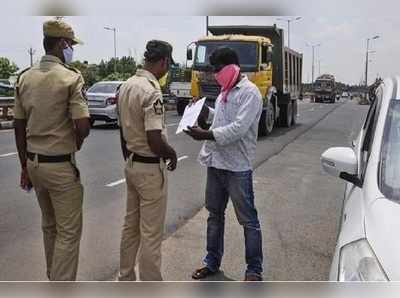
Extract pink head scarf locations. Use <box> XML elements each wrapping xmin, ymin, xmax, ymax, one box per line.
<box><xmin>214</xmin><ymin>64</ymin><xmax>240</xmax><ymax>103</ymax></box>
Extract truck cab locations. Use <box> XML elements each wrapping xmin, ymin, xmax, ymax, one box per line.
<box><xmin>313</xmin><ymin>74</ymin><xmax>336</xmax><ymax>103</ymax></box>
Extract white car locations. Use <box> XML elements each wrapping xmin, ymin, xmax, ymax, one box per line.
<box><xmin>87</xmin><ymin>81</ymin><xmax>124</xmax><ymax>126</ymax></box>
<box><xmin>321</xmin><ymin>76</ymin><xmax>400</xmax><ymax>281</ymax></box>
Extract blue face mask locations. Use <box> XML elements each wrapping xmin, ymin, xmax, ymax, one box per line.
<box><xmin>63</xmin><ymin>45</ymin><xmax>73</xmax><ymax>64</ymax></box>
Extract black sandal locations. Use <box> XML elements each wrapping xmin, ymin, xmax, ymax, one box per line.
<box><xmin>244</xmin><ymin>272</ymin><xmax>263</xmax><ymax>281</ymax></box>
<box><xmin>192</xmin><ymin>267</ymin><xmax>218</xmax><ymax>280</ymax></box>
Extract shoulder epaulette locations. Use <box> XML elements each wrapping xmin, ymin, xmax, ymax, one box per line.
<box><xmin>16</xmin><ymin>67</ymin><xmax>31</xmax><ymax>85</ymax></box>
<box><xmin>147</xmin><ymin>78</ymin><xmax>161</xmax><ymax>90</ymax></box>
<box><xmin>61</xmin><ymin>63</ymin><xmax>80</xmax><ymax>74</ymax></box>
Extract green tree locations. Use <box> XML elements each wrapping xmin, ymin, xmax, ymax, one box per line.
<box><xmin>117</xmin><ymin>56</ymin><xmax>136</xmax><ymax>75</ymax></box>
<box><xmin>70</xmin><ymin>60</ymin><xmax>99</xmax><ymax>87</ymax></box>
<box><xmin>103</xmin><ymin>72</ymin><xmax>132</xmax><ymax>81</ymax></box>
<box><xmin>0</xmin><ymin>57</ymin><xmax>19</xmax><ymax>79</ymax></box>
<box><xmin>99</xmin><ymin>56</ymin><xmax>137</xmax><ymax>82</ymax></box>
<box><xmin>98</xmin><ymin>60</ymin><xmax>108</xmax><ymax>78</ymax></box>
<box><xmin>68</xmin><ymin>56</ymin><xmax>138</xmax><ymax>87</ymax></box>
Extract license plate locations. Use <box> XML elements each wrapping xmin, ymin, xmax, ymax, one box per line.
<box><xmin>89</xmin><ymin>101</ymin><xmax>103</xmax><ymax>107</ymax></box>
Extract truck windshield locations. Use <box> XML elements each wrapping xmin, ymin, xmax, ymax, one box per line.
<box><xmin>380</xmin><ymin>99</ymin><xmax>400</xmax><ymax>202</ymax></box>
<box><xmin>193</xmin><ymin>41</ymin><xmax>258</xmax><ymax>72</ymax></box>
<box><xmin>315</xmin><ymin>81</ymin><xmax>333</xmax><ymax>89</ymax></box>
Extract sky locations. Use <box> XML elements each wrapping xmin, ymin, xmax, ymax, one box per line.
<box><xmin>1</xmin><ymin>15</ymin><xmax>399</xmax><ymax>85</ymax></box>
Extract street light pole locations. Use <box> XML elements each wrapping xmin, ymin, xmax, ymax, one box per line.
<box><xmin>306</xmin><ymin>43</ymin><xmax>321</xmax><ymax>101</ymax></box>
<box><xmin>206</xmin><ymin>16</ymin><xmax>209</xmax><ymax>36</ymax></box>
<box><xmin>365</xmin><ymin>35</ymin><xmax>379</xmax><ymax>88</ymax></box>
<box><xmin>28</xmin><ymin>47</ymin><xmax>35</xmax><ymax>67</ymax></box>
<box><xmin>307</xmin><ymin>43</ymin><xmax>321</xmax><ymax>85</ymax></box>
<box><xmin>104</xmin><ymin>26</ymin><xmax>117</xmax><ymax>73</ymax></box>
<box><xmin>276</xmin><ymin>16</ymin><xmax>302</xmax><ymax>48</ymax></box>
<box><xmin>312</xmin><ymin>46</ymin><xmax>315</xmax><ymax>84</ymax></box>
<box><xmin>318</xmin><ymin>59</ymin><xmax>321</xmax><ymax>76</ymax></box>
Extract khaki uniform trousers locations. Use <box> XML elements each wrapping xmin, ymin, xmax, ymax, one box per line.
<box><xmin>119</xmin><ymin>158</ymin><xmax>167</xmax><ymax>281</ymax></box>
<box><xmin>27</xmin><ymin>158</ymin><xmax>83</xmax><ymax>281</ymax></box>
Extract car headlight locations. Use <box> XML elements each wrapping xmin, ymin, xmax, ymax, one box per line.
<box><xmin>338</xmin><ymin>239</ymin><xmax>388</xmax><ymax>281</ymax></box>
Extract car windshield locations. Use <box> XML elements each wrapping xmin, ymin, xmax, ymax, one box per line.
<box><xmin>0</xmin><ymin>85</ymin><xmax>14</xmax><ymax>97</ymax></box>
<box><xmin>380</xmin><ymin>99</ymin><xmax>400</xmax><ymax>202</ymax></box>
<box><xmin>88</xmin><ymin>83</ymin><xmax>120</xmax><ymax>94</ymax></box>
<box><xmin>193</xmin><ymin>41</ymin><xmax>258</xmax><ymax>71</ymax></box>
<box><xmin>0</xmin><ymin>79</ymin><xmax>11</xmax><ymax>86</ymax></box>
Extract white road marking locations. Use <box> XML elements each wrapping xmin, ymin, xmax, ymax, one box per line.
<box><xmin>177</xmin><ymin>155</ymin><xmax>189</xmax><ymax>162</ymax></box>
<box><xmin>0</xmin><ymin>152</ymin><xmax>17</xmax><ymax>158</ymax></box>
<box><xmin>105</xmin><ymin>155</ymin><xmax>189</xmax><ymax>187</ymax></box>
<box><xmin>0</xmin><ymin>129</ymin><xmax>13</xmax><ymax>133</ymax></box>
<box><xmin>105</xmin><ymin>178</ymin><xmax>126</xmax><ymax>187</ymax></box>
<box><xmin>166</xmin><ymin>122</ymin><xmax>179</xmax><ymax>127</ymax></box>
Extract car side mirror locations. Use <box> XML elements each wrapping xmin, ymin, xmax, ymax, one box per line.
<box><xmin>187</xmin><ymin>48</ymin><xmax>193</xmax><ymax>61</ymax></box>
<box><xmin>321</xmin><ymin>147</ymin><xmax>362</xmax><ymax>187</ymax></box>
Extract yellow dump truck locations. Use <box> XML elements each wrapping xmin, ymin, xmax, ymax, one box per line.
<box><xmin>186</xmin><ymin>25</ymin><xmax>303</xmax><ymax>136</ymax></box>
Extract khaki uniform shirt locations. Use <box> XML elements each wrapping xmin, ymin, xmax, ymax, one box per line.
<box><xmin>13</xmin><ymin>55</ymin><xmax>90</xmax><ymax>155</ymax></box>
<box><xmin>118</xmin><ymin>69</ymin><xmax>166</xmax><ymax>158</ymax></box>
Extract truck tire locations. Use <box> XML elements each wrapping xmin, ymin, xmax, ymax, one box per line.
<box><xmin>279</xmin><ymin>103</ymin><xmax>292</xmax><ymax>128</ymax></box>
<box><xmin>177</xmin><ymin>100</ymin><xmax>187</xmax><ymax>116</ymax></box>
<box><xmin>291</xmin><ymin>100</ymin><xmax>298</xmax><ymax>126</ymax></box>
<box><xmin>258</xmin><ymin>102</ymin><xmax>275</xmax><ymax>137</ymax></box>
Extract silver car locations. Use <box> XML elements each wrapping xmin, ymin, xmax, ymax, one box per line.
<box><xmin>86</xmin><ymin>81</ymin><xmax>124</xmax><ymax>126</ymax></box>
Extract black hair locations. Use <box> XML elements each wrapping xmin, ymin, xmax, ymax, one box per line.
<box><xmin>209</xmin><ymin>47</ymin><xmax>240</xmax><ymax>67</ymax></box>
<box><xmin>144</xmin><ymin>51</ymin><xmax>169</xmax><ymax>64</ymax></box>
<box><xmin>43</xmin><ymin>36</ymin><xmax>63</xmax><ymax>52</ymax></box>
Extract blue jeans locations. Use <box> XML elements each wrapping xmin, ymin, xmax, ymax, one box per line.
<box><xmin>203</xmin><ymin>167</ymin><xmax>263</xmax><ymax>275</ymax></box>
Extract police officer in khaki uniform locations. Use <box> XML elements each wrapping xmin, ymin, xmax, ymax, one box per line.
<box><xmin>13</xmin><ymin>19</ymin><xmax>90</xmax><ymax>281</ymax></box>
<box><xmin>118</xmin><ymin>40</ymin><xmax>177</xmax><ymax>281</ymax></box>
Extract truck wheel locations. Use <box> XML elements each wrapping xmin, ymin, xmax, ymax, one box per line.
<box><xmin>266</xmin><ymin>102</ymin><xmax>275</xmax><ymax>134</ymax></box>
<box><xmin>177</xmin><ymin>100</ymin><xmax>187</xmax><ymax>116</ymax></box>
<box><xmin>259</xmin><ymin>103</ymin><xmax>275</xmax><ymax>137</ymax></box>
<box><xmin>279</xmin><ymin>103</ymin><xmax>292</xmax><ymax>128</ymax></box>
<box><xmin>258</xmin><ymin>110</ymin><xmax>267</xmax><ymax>136</ymax></box>
<box><xmin>291</xmin><ymin>100</ymin><xmax>298</xmax><ymax>126</ymax></box>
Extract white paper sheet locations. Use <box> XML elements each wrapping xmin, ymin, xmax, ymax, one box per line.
<box><xmin>176</xmin><ymin>97</ymin><xmax>206</xmax><ymax>134</ymax></box>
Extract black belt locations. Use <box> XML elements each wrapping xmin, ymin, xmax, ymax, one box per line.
<box><xmin>128</xmin><ymin>152</ymin><xmax>160</xmax><ymax>164</ymax></box>
<box><xmin>27</xmin><ymin>152</ymin><xmax>72</xmax><ymax>163</ymax></box>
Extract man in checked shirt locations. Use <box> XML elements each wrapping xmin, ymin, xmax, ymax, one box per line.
<box><xmin>185</xmin><ymin>47</ymin><xmax>264</xmax><ymax>281</ymax></box>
